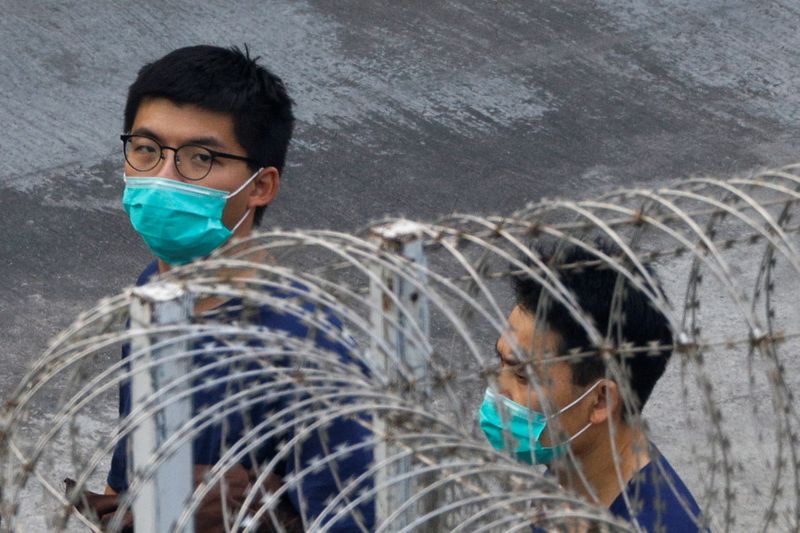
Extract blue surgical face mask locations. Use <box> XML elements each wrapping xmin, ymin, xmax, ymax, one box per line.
<box><xmin>122</xmin><ymin>169</ymin><xmax>260</xmax><ymax>265</ymax></box>
<box><xmin>478</xmin><ymin>381</ymin><xmax>601</xmax><ymax>465</ymax></box>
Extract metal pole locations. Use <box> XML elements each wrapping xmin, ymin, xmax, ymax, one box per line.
<box><xmin>129</xmin><ymin>283</ymin><xmax>195</xmax><ymax>533</ymax></box>
<box><xmin>369</xmin><ymin>220</ymin><xmax>431</xmax><ymax>531</ymax></box>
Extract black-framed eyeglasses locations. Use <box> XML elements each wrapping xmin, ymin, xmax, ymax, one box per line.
<box><xmin>121</xmin><ymin>134</ymin><xmax>261</xmax><ymax>181</ymax></box>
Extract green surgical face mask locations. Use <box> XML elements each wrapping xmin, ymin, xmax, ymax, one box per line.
<box><xmin>122</xmin><ymin>170</ymin><xmax>260</xmax><ymax>265</ymax></box>
<box><xmin>477</xmin><ymin>381</ymin><xmax>600</xmax><ymax>465</ymax></box>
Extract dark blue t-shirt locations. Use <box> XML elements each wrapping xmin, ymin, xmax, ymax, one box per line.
<box><xmin>108</xmin><ymin>260</ymin><xmax>374</xmax><ymax>530</ymax></box>
<box><xmin>609</xmin><ymin>449</ymin><xmax>707</xmax><ymax>532</ymax></box>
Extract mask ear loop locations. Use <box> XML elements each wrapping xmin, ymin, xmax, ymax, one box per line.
<box><xmin>563</xmin><ymin>417</ymin><xmax>594</xmax><ymax>444</ymax></box>
<box><xmin>547</xmin><ymin>379</ymin><xmax>604</xmax><ymax>420</ymax></box>
<box><xmin>542</xmin><ymin>379</ymin><xmax>604</xmax><ymax>452</ymax></box>
<box><xmin>226</xmin><ymin>167</ymin><xmax>263</xmax><ymax>199</ymax></box>
<box><xmin>226</xmin><ymin>167</ymin><xmax>264</xmax><ymax>232</ymax></box>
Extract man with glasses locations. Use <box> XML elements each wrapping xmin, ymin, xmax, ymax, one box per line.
<box><xmin>72</xmin><ymin>45</ymin><xmax>374</xmax><ymax>531</ymax></box>
<box><xmin>119</xmin><ymin>49</ymin><xmax>287</xmax><ymax>268</ymax></box>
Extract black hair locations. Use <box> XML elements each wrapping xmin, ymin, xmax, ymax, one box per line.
<box><xmin>512</xmin><ymin>242</ymin><xmax>673</xmax><ymax>417</ymax></box>
<box><xmin>124</xmin><ymin>44</ymin><xmax>295</xmax><ymax>226</ymax></box>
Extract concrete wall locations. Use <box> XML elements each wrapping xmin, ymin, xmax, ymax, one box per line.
<box><xmin>2</xmin><ymin>1</ymin><xmax>799</xmax><ymax>530</ymax></box>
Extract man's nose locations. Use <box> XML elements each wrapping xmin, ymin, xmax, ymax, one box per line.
<box><xmin>495</xmin><ymin>373</ymin><xmax>514</xmax><ymax>399</ymax></box>
<box><xmin>153</xmin><ymin>147</ymin><xmax>184</xmax><ymax>181</ymax></box>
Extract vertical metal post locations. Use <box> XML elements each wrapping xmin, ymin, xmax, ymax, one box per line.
<box><xmin>129</xmin><ymin>283</ymin><xmax>195</xmax><ymax>533</ymax></box>
<box><xmin>369</xmin><ymin>221</ymin><xmax>430</xmax><ymax>531</ymax></box>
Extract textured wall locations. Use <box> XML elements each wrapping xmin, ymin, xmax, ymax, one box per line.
<box><xmin>2</xmin><ymin>2</ymin><xmax>799</xmax><ymax>529</ymax></box>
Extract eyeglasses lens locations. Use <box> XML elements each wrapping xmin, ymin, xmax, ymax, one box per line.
<box><xmin>175</xmin><ymin>145</ymin><xmax>213</xmax><ymax>180</ymax></box>
<box><xmin>124</xmin><ymin>136</ymin><xmax>213</xmax><ymax>180</ymax></box>
<box><xmin>124</xmin><ymin>136</ymin><xmax>160</xmax><ymax>172</ymax></box>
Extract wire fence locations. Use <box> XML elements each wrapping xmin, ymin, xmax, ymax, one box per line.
<box><xmin>3</xmin><ymin>164</ymin><xmax>800</xmax><ymax>531</ymax></box>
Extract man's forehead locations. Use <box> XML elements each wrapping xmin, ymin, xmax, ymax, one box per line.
<box><xmin>132</xmin><ymin>97</ymin><xmax>239</xmax><ymax>146</ymax></box>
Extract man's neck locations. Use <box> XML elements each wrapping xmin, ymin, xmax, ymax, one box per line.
<box><xmin>555</xmin><ymin>423</ymin><xmax>651</xmax><ymax>508</ymax></box>
<box><xmin>155</xmin><ymin>225</ymin><xmax>268</xmax><ymax>314</ymax></box>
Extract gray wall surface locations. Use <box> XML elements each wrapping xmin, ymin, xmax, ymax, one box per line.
<box><xmin>2</xmin><ymin>0</ymin><xmax>799</xmax><ymax>529</ymax></box>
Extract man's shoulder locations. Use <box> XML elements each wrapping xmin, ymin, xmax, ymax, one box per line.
<box><xmin>610</xmin><ymin>448</ymin><xmax>708</xmax><ymax>532</ymax></box>
<box><xmin>248</xmin><ymin>284</ymin><xmax>360</xmax><ymax>362</ymax></box>
<box><xmin>131</xmin><ymin>265</ymin><xmax>363</xmax><ymax>368</ymax></box>
<box><xmin>205</xmin><ymin>280</ymin><xmax>363</xmax><ymax>366</ymax></box>
<box><xmin>135</xmin><ymin>259</ymin><xmax>159</xmax><ymax>286</ymax></box>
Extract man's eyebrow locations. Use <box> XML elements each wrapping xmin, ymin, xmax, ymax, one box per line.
<box><xmin>495</xmin><ymin>341</ymin><xmax>520</xmax><ymax>367</ymax></box>
<box><xmin>130</xmin><ymin>127</ymin><xmax>161</xmax><ymax>140</ymax></box>
<box><xmin>185</xmin><ymin>136</ymin><xmax>225</xmax><ymax>149</ymax></box>
<box><xmin>129</xmin><ymin>128</ymin><xmax>225</xmax><ymax>149</ymax></box>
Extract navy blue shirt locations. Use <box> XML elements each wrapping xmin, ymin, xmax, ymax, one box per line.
<box><xmin>609</xmin><ymin>449</ymin><xmax>707</xmax><ymax>532</ymax></box>
<box><xmin>108</xmin><ymin>261</ymin><xmax>374</xmax><ymax>530</ymax></box>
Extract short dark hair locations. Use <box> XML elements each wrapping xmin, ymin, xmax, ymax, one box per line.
<box><xmin>123</xmin><ymin>44</ymin><xmax>295</xmax><ymax>226</ymax></box>
<box><xmin>512</xmin><ymin>242</ymin><xmax>673</xmax><ymax>417</ymax></box>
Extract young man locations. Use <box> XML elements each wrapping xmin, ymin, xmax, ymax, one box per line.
<box><xmin>90</xmin><ymin>45</ymin><xmax>373</xmax><ymax>531</ymax></box>
<box><xmin>478</xmin><ymin>244</ymin><xmax>706</xmax><ymax>531</ymax></box>
<box><xmin>119</xmin><ymin>45</ymin><xmax>290</xmax><ymax>270</ymax></box>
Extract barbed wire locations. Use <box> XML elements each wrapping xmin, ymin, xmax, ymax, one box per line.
<box><xmin>3</xmin><ymin>164</ymin><xmax>800</xmax><ymax>531</ymax></box>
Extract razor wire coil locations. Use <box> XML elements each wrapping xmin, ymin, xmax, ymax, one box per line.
<box><xmin>3</xmin><ymin>164</ymin><xmax>800</xmax><ymax>531</ymax></box>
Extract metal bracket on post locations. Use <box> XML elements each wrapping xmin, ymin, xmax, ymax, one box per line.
<box><xmin>369</xmin><ymin>220</ymin><xmax>431</xmax><ymax>531</ymax></box>
<box><xmin>129</xmin><ymin>283</ymin><xmax>195</xmax><ymax>533</ymax></box>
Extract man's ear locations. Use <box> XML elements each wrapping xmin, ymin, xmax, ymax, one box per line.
<box><xmin>588</xmin><ymin>380</ymin><xmax>620</xmax><ymax>425</ymax></box>
<box><xmin>248</xmin><ymin>167</ymin><xmax>280</xmax><ymax>208</ymax></box>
